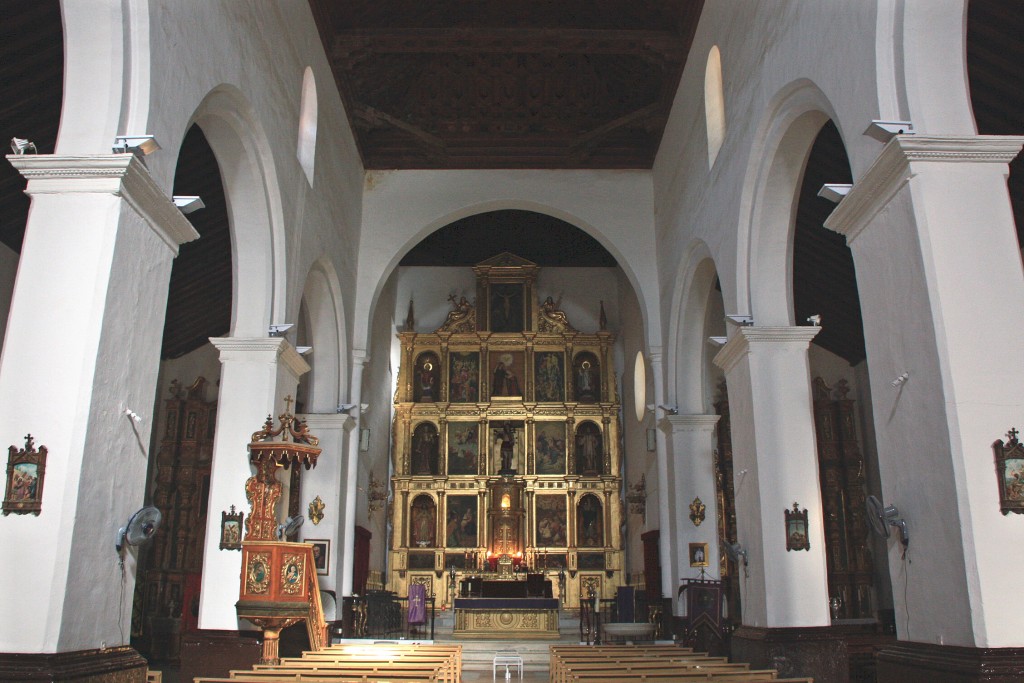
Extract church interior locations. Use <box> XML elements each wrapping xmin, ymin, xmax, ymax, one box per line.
<box><xmin>0</xmin><ymin>2</ymin><xmax>1022</xmax><ymax>682</ymax></box>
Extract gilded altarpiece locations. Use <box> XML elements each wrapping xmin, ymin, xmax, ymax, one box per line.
<box><xmin>389</xmin><ymin>254</ymin><xmax>625</xmax><ymax>608</ymax></box>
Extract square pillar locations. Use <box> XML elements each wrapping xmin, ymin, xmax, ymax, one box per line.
<box><xmin>198</xmin><ymin>337</ymin><xmax>309</xmax><ymax>630</ymax></box>
<box><xmin>0</xmin><ymin>155</ymin><xmax>197</xmax><ymax>661</ymax></box>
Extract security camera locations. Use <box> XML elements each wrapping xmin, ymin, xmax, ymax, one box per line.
<box><xmin>864</xmin><ymin>120</ymin><xmax>914</xmax><ymax>143</ymax></box>
<box><xmin>817</xmin><ymin>184</ymin><xmax>852</xmax><ymax>203</ymax></box>
<box><xmin>658</xmin><ymin>405</ymin><xmax>678</xmax><ymax>415</ymax></box>
<box><xmin>807</xmin><ymin>314</ymin><xmax>821</xmax><ymax>326</ymax></box>
<box><xmin>268</xmin><ymin>324</ymin><xmax>294</xmax><ymax>337</ymax></box>
<box><xmin>337</xmin><ymin>403</ymin><xmax>357</xmax><ymax>413</ymax></box>
<box><xmin>172</xmin><ymin>195</ymin><xmax>205</xmax><ymax>214</ymax></box>
<box><xmin>725</xmin><ymin>314</ymin><xmax>753</xmax><ymax>326</ymax></box>
<box><xmin>708</xmin><ymin>336</ymin><xmax>728</xmax><ymax>347</ymax></box>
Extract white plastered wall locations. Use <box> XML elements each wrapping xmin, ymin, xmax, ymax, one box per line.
<box><xmin>0</xmin><ymin>243</ymin><xmax>17</xmax><ymax>346</ymax></box>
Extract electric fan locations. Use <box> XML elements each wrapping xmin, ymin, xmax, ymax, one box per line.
<box><xmin>115</xmin><ymin>506</ymin><xmax>162</xmax><ymax>553</ymax></box>
<box><xmin>277</xmin><ymin>515</ymin><xmax>304</xmax><ymax>540</ymax></box>
<box><xmin>866</xmin><ymin>495</ymin><xmax>910</xmax><ymax>548</ymax></box>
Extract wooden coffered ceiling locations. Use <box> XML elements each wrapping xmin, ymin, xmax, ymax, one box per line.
<box><xmin>307</xmin><ymin>0</ymin><xmax>704</xmax><ymax>169</ymax></box>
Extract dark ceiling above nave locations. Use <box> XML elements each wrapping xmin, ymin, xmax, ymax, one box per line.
<box><xmin>307</xmin><ymin>0</ymin><xmax>704</xmax><ymax>169</ymax></box>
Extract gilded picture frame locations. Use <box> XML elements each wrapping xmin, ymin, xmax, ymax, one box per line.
<box><xmin>689</xmin><ymin>542</ymin><xmax>709</xmax><ymax>567</ymax></box>
<box><xmin>3</xmin><ymin>434</ymin><xmax>47</xmax><ymax>516</ymax></box>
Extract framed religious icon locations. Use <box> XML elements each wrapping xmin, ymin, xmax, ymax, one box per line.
<box><xmin>534</xmin><ymin>351</ymin><xmax>565</xmax><ymax>402</ymax></box>
<box><xmin>689</xmin><ymin>542</ymin><xmax>709</xmax><ymax>567</ymax></box>
<box><xmin>3</xmin><ymin>434</ymin><xmax>47</xmax><ymax>516</ymax></box>
<box><xmin>308</xmin><ymin>538</ymin><xmax>330</xmax><ymax>575</ymax></box>
<box><xmin>410</xmin><ymin>422</ymin><xmax>439</xmax><ymax>475</ymax></box>
<box><xmin>448</xmin><ymin>351</ymin><xmax>479</xmax><ymax>403</ymax></box>
<box><xmin>534</xmin><ymin>422</ymin><xmax>567</xmax><ymax>475</ymax></box>
<box><xmin>785</xmin><ymin>502</ymin><xmax>810</xmax><ymax>551</ymax></box>
<box><xmin>446</xmin><ymin>422</ymin><xmax>479</xmax><ymax>475</ymax></box>
<box><xmin>219</xmin><ymin>505</ymin><xmax>244</xmax><ymax>550</ymax></box>
<box><xmin>489</xmin><ymin>351</ymin><xmax>524</xmax><ymax>398</ymax></box>
<box><xmin>993</xmin><ymin>428</ymin><xmax>1024</xmax><ymax>515</ymax></box>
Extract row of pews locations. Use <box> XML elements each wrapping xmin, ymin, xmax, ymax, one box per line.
<box><xmin>550</xmin><ymin>644</ymin><xmax>813</xmax><ymax>683</ymax></box>
<box><xmin>193</xmin><ymin>642</ymin><xmax>461</xmax><ymax>683</ymax></box>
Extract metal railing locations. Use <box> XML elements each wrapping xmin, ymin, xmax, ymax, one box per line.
<box><xmin>341</xmin><ymin>591</ymin><xmax>436</xmax><ymax>640</ymax></box>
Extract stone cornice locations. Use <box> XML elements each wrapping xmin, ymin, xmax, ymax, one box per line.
<box><xmin>209</xmin><ymin>337</ymin><xmax>312</xmax><ymax>377</ymax></box>
<box><xmin>824</xmin><ymin>135</ymin><xmax>1024</xmax><ymax>244</ymax></box>
<box><xmin>6</xmin><ymin>153</ymin><xmax>199</xmax><ymax>253</ymax></box>
<box><xmin>665</xmin><ymin>414</ymin><xmax>720</xmax><ymax>432</ymax></box>
<box><xmin>713</xmin><ymin>326</ymin><xmax>820</xmax><ymax>374</ymax></box>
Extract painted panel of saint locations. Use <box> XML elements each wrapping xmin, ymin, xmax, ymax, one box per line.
<box><xmin>410</xmin><ymin>495</ymin><xmax>436</xmax><ymax>547</ymax></box>
<box><xmin>446</xmin><ymin>423</ymin><xmax>479</xmax><ymax>475</ymax></box>
<box><xmin>573</xmin><ymin>352</ymin><xmax>601</xmax><ymax>403</ymax></box>
<box><xmin>535</xmin><ymin>495</ymin><xmax>567</xmax><ymax>548</ymax></box>
<box><xmin>413</xmin><ymin>352</ymin><xmax>440</xmax><ymax>402</ymax></box>
<box><xmin>575</xmin><ymin>421</ymin><xmax>603</xmax><ymax>475</ymax></box>
<box><xmin>411</xmin><ymin>422</ymin><xmax>439</xmax><ymax>475</ymax></box>
<box><xmin>445</xmin><ymin>495</ymin><xmax>478</xmax><ymax>548</ymax></box>
<box><xmin>534</xmin><ymin>351</ymin><xmax>564</xmax><ymax>402</ymax></box>
<box><xmin>534</xmin><ymin>422</ymin><xmax>567</xmax><ymax>475</ymax></box>
<box><xmin>490</xmin><ymin>351</ymin><xmax>524</xmax><ymax>398</ymax></box>
<box><xmin>448</xmin><ymin>351</ymin><xmax>479</xmax><ymax>403</ymax></box>
<box><xmin>489</xmin><ymin>283</ymin><xmax>524</xmax><ymax>332</ymax></box>
<box><xmin>577</xmin><ymin>494</ymin><xmax>604</xmax><ymax>547</ymax></box>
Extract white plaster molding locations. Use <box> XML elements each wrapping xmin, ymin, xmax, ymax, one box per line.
<box><xmin>712</xmin><ymin>326</ymin><xmax>820</xmax><ymax>374</ymax></box>
<box><xmin>299</xmin><ymin>413</ymin><xmax>355</xmax><ymax>431</ymax></box>
<box><xmin>824</xmin><ymin>135</ymin><xmax>1024</xmax><ymax>244</ymax></box>
<box><xmin>6</xmin><ymin>153</ymin><xmax>199</xmax><ymax>253</ymax></box>
<box><xmin>209</xmin><ymin>337</ymin><xmax>311</xmax><ymax>378</ymax></box>
<box><xmin>665</xmin><ymin>414</ymin><xmax>720</xmax><ymax>433</ymax></box>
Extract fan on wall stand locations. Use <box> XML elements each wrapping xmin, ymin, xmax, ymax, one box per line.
<box><xmin>115</xmin><ymin>506</ymin><xmax>162</xmax><ymax>554</ymax></box>
<box><xmin>724</xmin><ymin>541</ymin><xmax>749</xmax><ymax>577</ymax></box>
<box><xmin>866</xmin><ymin>495</ymin><xmax>909</xmax><ymax>549</ymax></box>
<box><xmin>277</xmin><ymin>515</ymin><xmax>304</xmax><ymax>540</ymax></box>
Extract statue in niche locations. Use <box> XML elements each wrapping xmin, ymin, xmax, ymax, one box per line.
<box><xmin>574</xmin><ymin>353</ymin><xmax>600</xmax><ymax>403</ymax></box>
<box><xmin>575</xmin><ymin>422</ymin><xmax>603</xmax><ymax>475</ymax></box>
<box><xmin>411</xmin><ymin>423</ymin><xmax>439</xmax><ymax>475</ymax></box>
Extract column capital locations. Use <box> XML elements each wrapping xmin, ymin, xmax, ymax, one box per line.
<box><xmin>824</xmin><ymin>135</ymin><xmax>1024</xmax><ymax>243</ymax></box>
<box><xmin>713</xmin><ymin>326</ymin><xmax>820</xmax><ymax>374</ymax></box>
<box><xmin>665</xmin><ymin>414</ymin><xmax>720</xmax><ymax>433</ymax></box>
<box><xmin>6</xmin><ymin>153</ymin><xmax>199</xmax><ymax>253</ymax></box>
<box><xmin>209</xmin><ymin>337</ymin><xmax>311</xmax><ymax>377</ymax></box>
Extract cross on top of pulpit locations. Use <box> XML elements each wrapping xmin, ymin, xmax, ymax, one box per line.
<box><xmin>283</xmin><ymin>395</ymin><xmax>294</xmax><ymax>415</ymax></box>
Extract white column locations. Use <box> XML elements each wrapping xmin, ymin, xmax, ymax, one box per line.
<box><xmin>665</xmin><ymin>414</ymin><xmax>722</xmax><ymax>593</ymax></box>
<box><xmin>0</xmin><ymin>155</ymin><xmax>197</xmax><ymax>652</ymax></box>
<box><xmin>198</xmin><ymin>337</ymin><xmax>309</xmax><ymax>630</ymax></box>
<box><xmin>647</xmin><ymin>349</ymin><xmax>675</xmax><ymax>601</ymax></box>
<box><xmin>713</xmin><ymin>327</ymin><xmax>830</xmax><ymax>629</ymax></box>
<box><xmin>298</xmin><ymin>414</ymin><xmax>354</xmax><ymax>595</ymax></box>
<box><xmin>825</xmin><ymin>135</ymin><xmax>1024</xmax><ymax>647</ymax></box>
<box><xmin>340</xmin><ymin>349</ymin><xmax>369</xmax><ymax>596</ymax></box>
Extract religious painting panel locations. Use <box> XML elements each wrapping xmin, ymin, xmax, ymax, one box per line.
<box><xmin>578</xmin><ymin>552</ymin><xmax>605</xmax><ymax>570</ymax></box>
<box><xmin>535</xmin><ymin>422</ymin><xmax>567</xmax><ymax>475</ymax></box>
<box><xmin>785</xmin><ymin>503</ymin><xmax>810</xmax><ymax>551</ymax></box>
<box><xmin>489</xmin><ymin>282</ymin><xmax>525</xmax><ymax>332</ymax></box>
<box><xmin>537</xmin><ymin>552</ymin><xmax>567</xmax><ymax>569</ymax></box>
<box><xmin>535</xmin><ymin>494</ymin><xmax>568</xmax><ymax>548</ymax></box>
<box><xmin>490</xmin><ymin>351</ymin><xmax>525</xmax><ymax>398</ymax></box>
<box><xmin>410</xmin><ymin>494</ymin><xmax>437</xmax><ymax>548</ymax></box>
<box><xmin>448</xmin><ymin>351</ymin><xmax>480</xmax><ymax>403</ymax></box>
<box><xmin>408</xmin><ymin>552</ymin><xmax>435</xmax><ymax>570</ymax></box>
<box><xmin>534</xmin><ymin>351</ymin><xmax>565</xmax><ymax>402</ymax></box>
<box><xmin>445</xmin><ymin>495</ymin><xmax>479</xmax><ymax>548</ymax></box>
<box><xmin>411</xmin><ymin>422</ymin><xmax>439</xmax><ymax>475</ymax></box>
<box><xmin>446</xmin><ymin>422</ymin><xmax>479</xmax><ymax>475</ymax></box>
<box><xmin>575</xmin><ymin>421</ymin><xmax>603</xmax><ymax>475</ymax></box>
<box><xmin>576</xmin><ymin>494</ymin><xmax>604</xmax><ymax>547</ymax></box>
<box><xmin>445</xmin><ymin>553</ymin><xmax>471</xmax><ymax>569</ymax></box>
<box><xmin>413</xmin><ymin>352</ymin><xmax>440</xmax><ymax>403</ymax></box>
<box><xmin>490</xmin><ymin>421</ymin><xmax>525</xmax><ymax>474</ymax></box>
<box><xmin>573</xmin><ymin>352</ymin><xmax>601</xmax><ymax>403</ymax></box>
<box><xmin>308</xmin><ymin>539</ymin><xmax>330</xmax><ymax>575</ymax></box>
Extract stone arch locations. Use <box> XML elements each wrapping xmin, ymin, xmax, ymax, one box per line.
<box><xmin>298</xmin><ymin>258</ymin><xmax>346</xmax><ymax>413</ymax></box>
<box><xmin>738</xmin><ymin>79</ymin><xmax>840</xmax><ymax>326</ymax></box>
<box><xmin>666</xmin><ymin>240</ymin><xmax>723</xmax><ymax>414</ymax></box>
<box><xmin>188</xmin><ymin>85</ymin><xmax>288</xmax><ymax>337</ymax></box>
<box><xmin>356</xmin><ymin>196</ymin><xmax>659</xmax><ymax>358</ymax></box>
